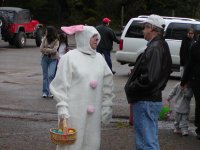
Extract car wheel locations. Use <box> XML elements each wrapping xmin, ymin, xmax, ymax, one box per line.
<box><xmin>35</xmin><ymin>28</ymin><xmax>43</xmax><ymax>47</ymax></box>
<box><xmin>14</xmin><ymin>32</ymin><xmax>26</xmax><ymax>48</ymax></box>
<box><xmin>0</xmin><ymin>19</ymin><xmax>2</xmax><ymax>27</ymax></box>
<box><xmin>0</xmin><ymin>16</ymin><xmax>8</xmax><ymax>29</ymax></box>
<box><xmin>0</xmin><ymin>16</ymin><xmax>8</xmax><ymax>39</ymax></box>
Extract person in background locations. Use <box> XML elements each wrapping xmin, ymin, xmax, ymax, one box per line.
<box><xmin>166</xmin><ymin>82</ymin><xmax>193</xmax><ymax>136</ymax></box>
<box><xmin>40</xmin><ymin>26</ymin><xmax>59</xmax><ymax>98</ymax></box>
<box><xmin>96</xmin><ymin>17</ymin><xmax>119</xmax><ymax>74</ymax></box>
<box><xmin>50</xmin><ymin>25</ymin><xmax>114</xmax><ymax>150</ymax></box>
<box><xmin>124</xmin><ymin>14</ymin><xmax>172</xmax><ymax>150</ymax></box>
<box><xmin>181</xmin><ymin>37</ymin><xmax>200</xmax><ymax>140</ymax></box>
<box><xmin>179</xmin><ymin>28</ymin><xmax>196</xmax><ymax>77</ymax></box>
<box><xmin>57</xmin><ymin>32</ymin><xmax>69</xmax><ymax>58</ymax></box>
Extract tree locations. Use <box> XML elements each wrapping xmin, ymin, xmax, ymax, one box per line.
<box><xmin>2</xmin><ymin>0</ymin><xmax>200</xmax><ymax>30</ymax></box>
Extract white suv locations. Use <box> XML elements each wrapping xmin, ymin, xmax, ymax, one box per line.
<box><xmin>116</xmin><ymin>15</ymin><xmax>200</xmax><ymax>70</ymax></box>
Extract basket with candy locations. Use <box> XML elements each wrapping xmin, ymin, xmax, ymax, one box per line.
<box><xmin>50</xmin><ymin>117</ymin><xmax>76</xmax><ymax>145</ymax></box>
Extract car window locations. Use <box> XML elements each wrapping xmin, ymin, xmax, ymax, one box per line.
<box><xmin>193</xmin><ymin>24</ymin><xmax>200</xmax><ymax>39</ymax></box>
<box><xmin>165</xmin><ymin>23</ymin><xmax>192</xmax><ymax>40</ymax></box>
<box><xmin>125</xmin><ymin>20</ymin><xmax>144</xmax><ymax>38</ymax></box>
<box><xmin>194</xmin><ymin>24</ymin><xmax>200</xmax><ymax>31</ymax></box>
<box><xmin>0</xmin><ymin>10</ymin><xmax>15</xmax><ymax>23</ymax></box>
<box><xmin>17</xmin><ymin>10</ymin><xmax>30</xmax><ymax>24</ymax></box>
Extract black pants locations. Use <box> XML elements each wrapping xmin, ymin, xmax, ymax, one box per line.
<box><xmin>97</xmin><ymin>48</ymin><xmax>112</xmax><ymax>71</ymax></box>
<box><xmin>191</xmin><ymin>79</ymin><xmax>200</xmax><ymax>134</ymax></box>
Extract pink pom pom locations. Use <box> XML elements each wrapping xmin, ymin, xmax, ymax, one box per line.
<box><xmin>87</xmin><ymin>106</ymin><xmax>95</xmax><ymax>114</ymax></box>
<box><xmin>90</xmin><ymin>80</ymin><xmax>97</xmax><ymax>89</ymax></box>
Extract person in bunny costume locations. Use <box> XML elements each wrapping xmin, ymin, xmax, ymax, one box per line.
<box><xmin>50</xmin><ymin>25</ymin><xmax>114</xmax><ymax>150</ymax></box>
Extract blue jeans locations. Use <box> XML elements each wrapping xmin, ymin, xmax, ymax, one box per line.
<box><xmin>132</xmin><ymin>101</ymin><xmax>162</xmax><ymax>150</ymax></box>
<box><xmin>97</xmin><ymin>49</ymin><xmax>112</xmax><ymax>71</ymax></box>
<box><xmin>41</xmin><ymin>55</ymin><xmax>57</xmax><ymax>95</ymax></box>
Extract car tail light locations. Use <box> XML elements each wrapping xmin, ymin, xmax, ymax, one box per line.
<box><xmin>119</xmin><ymin>39</ymin><xmax>123</xmax><ymax>50</ymax></box>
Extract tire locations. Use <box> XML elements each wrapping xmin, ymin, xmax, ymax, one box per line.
<box><xmin>0</xmin><ymin>16</ymin><xmax>8</xmax><ymax>29</ymax></box>
<box><xmin>0</xmin><ymin>19</ymin><xmax>2</xmax><ymax>27</ymax></box>
<box><xmin>14</xmin><ymin>32</ymin><xmax>26</xmax><ymax>48</ymax></box>
<box><xmin>0</xmin><ymin>16</ymin><xmax>8</xmax><ymax>38</ymax></box>
<box><xmin>35</xmin><ymin>28</ymin><xmax>43</xmax><ymax>47</ymax></box>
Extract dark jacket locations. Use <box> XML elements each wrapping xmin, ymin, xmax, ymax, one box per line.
<box><xmin>181</xmin><ymin>40</ymin><xmax>200</xmax><ymax>86</ymax></box>
<box><xmin>96</xmin><ymin>24</ymin><xmax>119</xmax><ymax>51</ymax></box>
<box><xmin>125</xmin><ymin>36</ymin><xmax>172</xmax><ymax>103</ymax></box>
<box><xmin>179</xmin><ymin>36</ymin><xmax>196</xmax><ymax>66</ymax></box>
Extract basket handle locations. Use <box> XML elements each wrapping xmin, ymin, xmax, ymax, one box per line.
<box><xmin>59</xmin><ymin>117</ymin><xmax>68</xmax><ymax>134</ymax></box>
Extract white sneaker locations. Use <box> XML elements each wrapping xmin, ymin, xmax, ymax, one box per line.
<box><xmin>48</xmin><ymin>94</ymin><xmax>53</xmax><ymax>98</ymax></box>
<box><xmin>182</xmin><ymin>131</ymin><xmax>189</xmax><ymax>136</ymax></box>
<box><xmin>173</xmin><ymin>128</ymin><xmax>181</xmax><ymax>134</ymax></box>
<box><xmin>42</xmin><ymin>93</ymin><xmax>47</xmax><ymax>98</ymax></box>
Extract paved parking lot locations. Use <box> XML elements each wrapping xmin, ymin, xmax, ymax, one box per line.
<box><xmin>0</xmin><ymin>39</ymin><xmax>199</xmax><ymax>150</ymax></box>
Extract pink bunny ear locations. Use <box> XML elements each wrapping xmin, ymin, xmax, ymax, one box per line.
<box><xmin>61</xmin><ymin>25</ymin><xmax>84</xmax><ymax>35</ymax></box>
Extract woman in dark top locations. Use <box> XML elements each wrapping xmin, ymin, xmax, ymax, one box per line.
<box><xmin>179</xmin><ymin>28</ymin><xmax>196</xmax><ymax>77</ymax></box>
<box><xmin>181</xmin><ymin>38</ymin><xmax>200</xmax><ymax>140</ymax></box>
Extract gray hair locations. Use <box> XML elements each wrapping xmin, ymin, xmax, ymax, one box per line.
<box><xmin>152</xmin><ymin>25</ymin><xmax>164</xmax><ymax>36</ymax></box>
<box><xmin>145</xmin><ymin>23</ymin><xmax>164</xmax><ymax>36</ymax></box>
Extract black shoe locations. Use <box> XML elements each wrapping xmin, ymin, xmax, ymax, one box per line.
<box><xmin>112</xmin><ymin>71</ymin><xmax>116</xmax><ymax>74</ymax></box>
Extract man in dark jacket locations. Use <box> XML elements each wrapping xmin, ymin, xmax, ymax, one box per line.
<box><xmin>96</xmin><ymin>17</ymin><xmax>119</xmax><ymax>74</ymax></box>
<box><xmin>124</xmin><ymin>14</ymin><xmax>172</xmax><ymax>150</ymax></box>
<box><xmin>181</xmin><ymin>38</ymin><xmax>200</xmax><ymax>140</ymax></box>
<box><xmin>179</xmin><ymin>28</ymin><xmax>196</xmax><ymax>77</ymax></box>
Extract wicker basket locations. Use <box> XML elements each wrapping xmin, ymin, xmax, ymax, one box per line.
<box><xmin>50</xmin><ymin>117</ymin><xmax>76</xmax><ymax>145</ymax></box>
<box><xmin>50</xmin><ymin>128</ymin><xmax>76</xmax><ymax>145</ymax></box>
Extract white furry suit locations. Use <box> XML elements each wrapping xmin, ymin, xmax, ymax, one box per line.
<box><xmin>50</xmin><ymin>25</ymin><xmax>114</xmax><ymax>150</ymax></box>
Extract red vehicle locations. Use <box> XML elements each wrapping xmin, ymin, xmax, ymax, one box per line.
<box><xmin>0</xmin><ymin>7</ymin><xmax>43</xmax><ymax>48</ymax></box>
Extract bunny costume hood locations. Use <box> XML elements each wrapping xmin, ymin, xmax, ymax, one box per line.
<box><xmin>61</xmin><ymin>25</ymin><xmax>101</xmax><ymax>55</ymax></box>
<box><xmin>76</xmin><ymin>26</ymin><xmax>100</xmax><ymax>55</ymax></box>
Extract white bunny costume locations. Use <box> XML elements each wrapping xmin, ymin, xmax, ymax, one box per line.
<box><xmin>50</xmin><ymin>25</ymin><xmax>114</xmax><ymax>150</ymax></box>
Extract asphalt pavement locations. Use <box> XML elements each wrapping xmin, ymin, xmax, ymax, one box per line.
<box><xmin>0</xmin><ymin>114</ymin><xmax>199</xmax><ymax>150</ymax></box>
<box><xmin>0</xmin><ymin>39</ymin><xmax>200</xmax><ymax>150</ymax></box>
